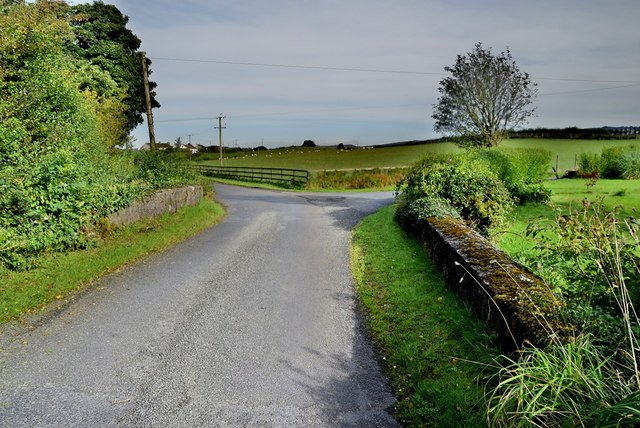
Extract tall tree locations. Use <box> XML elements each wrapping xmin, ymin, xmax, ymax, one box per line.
<box><xmin>432</xmin><ymin>43</ymin><xmax>537</xmax><ymax>148</ymax></box>
<box><xmin>67</xmin><ymin>1</ymin><xmax>159</xmax><ymax>134</ymax></box>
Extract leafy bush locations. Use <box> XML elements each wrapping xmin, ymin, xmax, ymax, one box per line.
<box><xmin>577</xmin><ymin>152</ymin><xmax>602</xmax><ymax>178</ymax></box>
<box><xmin>133</xmin><ymin>150</ymin><xmax>197</xmax><ymax>189</ymax></box>
<box><xmin>396</xmin><ymin>155</ymin><xmax>514</xmax><ymax>233</ymax></box>
<box><xmin>394</xmin><ymin>196</ymin><xmax>462</xmax><ymax>230</ymax></box>
<box><xmin>600</xmin><ymin>146</ymin><xmax>629</xmax><ymax>178</ymax></box>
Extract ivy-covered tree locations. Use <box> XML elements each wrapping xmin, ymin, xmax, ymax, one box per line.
<box><xmin>67</xmin><ymin>1</ymin><xmax>159</xmax><ymax>135</ymax></box>
<box><xmin>432</xmin><ymin>43</ymin><xmax>537</xmax><ymax>148</ymax></box>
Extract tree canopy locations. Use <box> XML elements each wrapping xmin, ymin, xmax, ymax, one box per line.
<box><xmin>432</xmin><ymin>43</ymin><xmax>537</xmax><ymax>148</ymax></box>
<box><xmin>0</xmin><ymin>1</ymin><xmax>173</xmax><ymax>269</ymax></box>
<box><xmin>68</xmin><ymin>0</ymin><xmax>159</xmax><ymax>135</ymax></box>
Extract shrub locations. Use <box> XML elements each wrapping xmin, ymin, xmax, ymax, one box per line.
<box><xmin>394</xmin><ymin>196</ymin><xmax>462</xmax><ymax>230</ymax></box>
<box><xmin>396</xmin><ymin>155</ymin><xmax>514</xmax><ymax>233</ymax></box>
<box><xmin>578</xmin><ymin>152</ymin><xmax>602</xmax><ymax>178</ymax></box>
<box><xmin>600</xmin><ymin>146</ymin><xmax>629</xmax><ymax>178</ymax></box>
<box><xmin>133</xmin><ymin>150</ymin><xmax>197</xmax><ymax>189</ymax></box>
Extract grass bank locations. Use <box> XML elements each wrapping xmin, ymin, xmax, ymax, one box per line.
<box><xmin>0</xmin><ymin>198</ymin><xmax>225</xmax><ymax>323</ymax></box>
<box><xmin>351</xmin><ymin>205</ymin><xmax>499</xmax><ymax>427</ymax></box>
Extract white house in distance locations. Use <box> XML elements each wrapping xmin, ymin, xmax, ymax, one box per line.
<box><xmin>139</xmin><ymin>143</ymin><xmax>172</xmax><ymax>151</ymax></box>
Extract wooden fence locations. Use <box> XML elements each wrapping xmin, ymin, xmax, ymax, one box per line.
<box><xmin>191</xmin><ymin>165</ymin><xmax>310</xmax><ymax>186</ymax></box>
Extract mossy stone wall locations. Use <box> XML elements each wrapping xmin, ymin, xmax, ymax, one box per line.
<box><xmin>402</xmin><ymin>216</ymin><xmax>565</xmax><ymax>351</ymax></box>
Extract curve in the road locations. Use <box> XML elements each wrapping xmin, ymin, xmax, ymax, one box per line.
<box><xmin>0</xmin><ymin>184</ymin><xmax>399</xmax><ymax>427</ymax></box>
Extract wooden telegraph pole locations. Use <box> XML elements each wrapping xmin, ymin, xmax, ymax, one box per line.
<box><xmin>215</xmin><ymin>114</ymin><xmax>226</xmax><ymax>165</ymax></box>
<box><xmin>140</xmin><ymin>51</ymin><xmax>156</xmax><ymax>150</ymax></box>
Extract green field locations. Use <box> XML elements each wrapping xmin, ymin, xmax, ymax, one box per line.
<box><xmin>193</xmin><ymin>138</ymin><xmax>638</xmax><ymax>173</ymax></box>
<box><xmin>193</xmin><ymin>143</ymin><xmax>458</xmax><ymax>171</ymax></box>
<box><xmin>496</xmin><ymin>178</ymin><xmax>640</xmax><ymax>258</ymax></box>
<box><xmin>502</xmin><ymin>138</ymin><xmax>639</xmax><ymax>171</ymax></box>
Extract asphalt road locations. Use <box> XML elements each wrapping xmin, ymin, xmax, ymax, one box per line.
<box><xmin>0</xmin><ymin>184</ymin><xmax>399</xmax><ymax>427</ymax></box>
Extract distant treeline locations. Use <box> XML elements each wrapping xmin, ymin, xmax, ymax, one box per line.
<box><xmin>507</xmin><ymin>127</ymin><xmax>639</xmax><ymax>140</ymax></box>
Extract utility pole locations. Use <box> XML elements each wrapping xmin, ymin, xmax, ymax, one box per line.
<box><xmin>140</xmin><ymin>51</ymin><xmax>156</xmax><ymax>150</ymax></box>
<box><xmin>215</xmin><ymin>114</ymin><xmax>226</xmax><ymax>165</ymax></box>
<box><xmin>186</xmin><ymin>133</ymin><xmax>194</xmax><ymax>146</ymax></box>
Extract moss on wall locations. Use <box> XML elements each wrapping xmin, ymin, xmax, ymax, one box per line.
<box><xmin>404</xmin><ymin>216</ymin><xmax>566</xmax><ymax>350</ymax></box>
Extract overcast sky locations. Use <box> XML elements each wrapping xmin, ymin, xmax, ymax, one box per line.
<box><xmin>72</xmin><ymin>0</ymin><xmax>640</xmax><ymax>148</ymax></box>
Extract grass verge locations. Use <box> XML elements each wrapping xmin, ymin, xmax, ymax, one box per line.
<box><xmin>350</xmin><ymin>205</ymin><xmax>499</xmax><ymax>426</ymax></box>
<box><xmin>0</xmin><ymin>198</ymin><xmax>225</xmax><ymax>323</ymax></box>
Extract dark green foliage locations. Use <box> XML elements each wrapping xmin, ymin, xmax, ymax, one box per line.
<box><xmin>68</xmin><ymin>1</ymin><xmax>159</xmax><ymax>133</ymax></box>
<box><xmin>396</xmin><ymin>153</ymin><xmax>515</xmax><ymax>233</ymax></box>
<box><xmin>394</xmin><ymin>196</ymin><xmax>462</xmax><ymax>231</ymax></box>
<box><xmin>508</xmin><ymin>127</ymin><xmax>631</xmax><ymax>140</ymax></box>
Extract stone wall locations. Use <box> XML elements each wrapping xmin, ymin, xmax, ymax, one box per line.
<box><xmin>107</xmin><ymin>185</ymin><xmax>204</xmax><ymax>227</ymax></box>
<box><xmin>403</xmin><ymin>216</ymin><xmax>566</xmax><ymax>351</ymax></box>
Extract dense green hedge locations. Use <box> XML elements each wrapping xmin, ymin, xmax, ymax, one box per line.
<box><xmin>395</xmin><ymin>148</ymin><xmax>551</xmax><ymax>235</ymax></box>
<box><xmin>0</xmin><ymin>2</ymin><xmax>196</xmax><ymax>269</ymax></box>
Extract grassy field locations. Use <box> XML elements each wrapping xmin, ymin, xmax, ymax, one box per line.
<box><xmin>502</xmin><ymin>138</ymin><xmax>639</xmax><ymax>171</ymax></box>
<box><xmin>194</xmin><ymin>144</ymin><xmax>458</xmax><ymax>171</ymax></box>
<box><xmin>496</xmin><ymin>178</ymin><xmax>640</xmax><ymax>261</ymax></box>
<box><xmin>192</xmin><ymin>138</ymin><xmax>637</xmax><ymax>174</ymax></box>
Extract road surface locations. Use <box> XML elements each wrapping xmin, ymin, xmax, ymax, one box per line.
<box><xmin>0</xmin><ymin>184</ymin><xmax>399</xmax><ymax>427</ymax></box>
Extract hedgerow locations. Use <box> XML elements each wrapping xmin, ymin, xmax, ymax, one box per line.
<box><xmin>0</xmin><ymin>2</ymin><xmax>195</xmax><ymax>269</ymax></box>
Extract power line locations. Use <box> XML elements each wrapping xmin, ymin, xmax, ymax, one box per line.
<box><xmin>150</xmin><ymin>56</ymin><xmax>640</xmax><ymax>84</ymax></box>
<box><xmin>539</xmin><ymin>83</ymin><xmax>640</xmax><ymax>96</ymax></box>
<box><xmin>151</xmin><ymin>57</ymin><xmax>444</xmax><ymax>76</ymax></box>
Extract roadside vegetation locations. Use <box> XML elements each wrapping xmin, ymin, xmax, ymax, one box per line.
<box><xmin>0</xmin><ymin>198</ymin><xmax>224</xmax><ymax>323</ymax></box>
<box><xmin>351</xmin><ymin>205</ymin><xmax>499</xmax><ymax>426</ymax></box>
<box><xmin>0</xmin><ymin>1</ymin><xmax>220</xmax><ymax>321</ymax></box>
<box><xmin>386</xmin><ymin>141</ymin><xmax>640</xmax><ymax>426</ymax></box>
<box><xmin>0</xmin><ymin>1</ymin><xmax>201</xmax><ymax>271</ymax></box>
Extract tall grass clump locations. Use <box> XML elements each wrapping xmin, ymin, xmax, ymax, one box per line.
<box><xmin>619</xmin><ymin>147</ymin><xmax>640</xmax><ymax>179</ymax></box>
<box><xmin>579</xmin><ymin>145</ymin><xmax>640</xmax><ymax>179</ymax></box>
<box><xmin>487</xmin><ymin>200</ymin><xmax>640</xmax><ymax>426</ymax></box>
